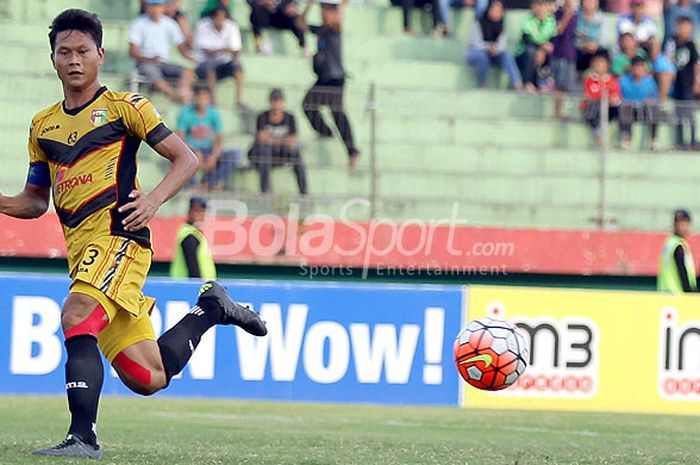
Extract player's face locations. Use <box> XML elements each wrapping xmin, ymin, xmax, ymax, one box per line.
<box><xmin>52</xmin><ymin>30</ymin><xmax>104</xmax><ymax>92</ymax></box>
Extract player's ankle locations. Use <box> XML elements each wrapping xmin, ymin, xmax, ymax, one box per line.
<box><xmin>195</xmin><ymin>297</ymin><xmax>225</xmax><ymax>326</ymax></box>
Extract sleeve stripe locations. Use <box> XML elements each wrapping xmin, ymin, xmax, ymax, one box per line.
<box><xmin>146</xmin><ymin>123</ymin><xmax>173</xmax><ymax>148</ymax></box>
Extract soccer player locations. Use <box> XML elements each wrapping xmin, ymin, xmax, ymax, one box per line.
<box><xmin>0</xmin><ymin>9</ymin><xmax>267</xmax><ymax>459</ymax></box>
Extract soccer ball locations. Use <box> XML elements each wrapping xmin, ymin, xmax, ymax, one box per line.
<box><xmin>454</xmin><ymin>318</ymin><xmax>529</xmax><ymax>391</ymax></box>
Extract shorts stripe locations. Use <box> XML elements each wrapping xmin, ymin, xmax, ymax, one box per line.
<box><xmin>100</xmin><ymin>238</ymin><xmax>130</xmax><ymax>293</ymax></box>
<box><xmin>92</xmin><ymin>236</ymin><xmax>119</xmax><ymax>284</ymax></box>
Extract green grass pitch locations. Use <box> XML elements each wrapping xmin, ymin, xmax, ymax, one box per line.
<box><xmin>0</xmin><ymin>396</ymin><xmax>698</xmax><ymax>464</ymax></box>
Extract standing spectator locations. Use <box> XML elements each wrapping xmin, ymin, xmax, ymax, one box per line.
<box><xmin>165</xmin><ymin>0</ymin><xmax>192</xmax><ymax>47</ymax></box>
<box><xmin>515</xmin><ymin>0</ymin><xmax>558</xmax><ymax>92</ymax></box>
<box><xmin>663</xmin><ymin>0</ymin><xmax>698</xmax><ymax>45</ymax></box>
<box><xmin>551</xmin><ymin>0</ymin><xmax>578</xmax><ymax>119</ymax></box>
<box><xmin>575</xmin><ymin>0</ymin><xmax>608</xmax><ymax>73</ymax></box>
<box><xmin>194</xmin><ymin>5</ymin><xmax>247</xmax><ymax>109</ymax></box>
<box><xmin>658</xmin><ymin>209</ymin><xmax>697</xmax><ymax>293</ymax></box>
<box><xmin>249</xmin><ymin>89</ymin><xmax>308</xmax><ymax>195</ymax></box>
<box><xmin>249</xmin><ymin>0</ymin><xmax>307</xmax><ymax>54</ymax></box>
<box><xmin>618</xmin><ymin>56</ymin><xmax>660</xmax><ymax>150</ymax></box>
<box><xmin>129</xmin><ymin>0</ymin><xmax>195</xmax><ymax>103</ymax></box>
<box><xmin>301</xmin><ymin>0</ymin><xmax>360</xmax><ymax>168</ymax></box>
<box><xmin>170</xmin><ymin>197</ymin><xmax>217</xmax><ymax>280</ymax></box>
<box><xmin>466</xmin><ymin>0</ymin><xmax>523</xmax><ymax>89</ymax></box>
<box><xmin>667</xmin><ymin>16</ymin><xmax>699</xmax><ymax>149</ymax></box>
<box><xmin>582</xmin><ymin>52</ymin><xmax>622</xmax><ymax>146</ymax></box>
<box><xmin>176</xmin><ymin>85</ymin><xmax>240</xmax><ymax>190</ymax></box>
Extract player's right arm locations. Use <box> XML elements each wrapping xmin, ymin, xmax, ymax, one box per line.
<box><xmin>0</xmin><ymin>119</ymin><xmax>52</xmax><ymax>219</ymax></box>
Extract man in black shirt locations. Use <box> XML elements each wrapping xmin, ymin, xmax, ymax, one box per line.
<box><xmin>249</xmin><ymin>88</ymin><xmax>308</xmax><ymax>194</ymax></box>
<box><xmin>301</xmin><ymin>0</ymin><xmax>360</xmax><ymax>169</ymax></box>
<box><xmin>669</xmin><ymin>16</ymin><xmax>699</xmax><ymax>149</ymax></box>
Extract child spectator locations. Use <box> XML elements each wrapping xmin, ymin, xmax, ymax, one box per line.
<box><xmin>249</xmin><ymin>0</ymin><xmax>306</xmax><ymax>55</ymax></box>
<box><xmin>176</xmin><ymin>85</ymin><xmax>240</xmax><ymax>190</ymax></box>
<box><xmin>193</xmin><ymin>5</ymin><xmax>247</xmax><ymax>109</ymax></box>
<box><xmin>515</xmin><ymin>0</ymin><xmax>558</xmax><ymax>92</ymax></box>
<box><xmin>249</xmin><ymin>89</ymin><xmax>308</xmax><ymax>195</ymax></box>
<box><xmin>583</xmin><ymin>52</ymin><xmax>622</xmax><ymax>146</ymax></box>
<box><xmin>466</xmin><ymin>0</ymin><xmax>523</xmax><ymax>89</ymax></box>
<box><xmin>129</xmin><ymin>0</ymin><xmax>195</xmax><ymax>103</ymax></box>
<box><xmin>575</xmin><ymin>0</ymin><xmax>608</xmax><ymax>73</ymax></box>
<box><xmin>663</xmin><ymin>0</ymin><xmax>698</xmax><ymax>45</ymax></box>
<box><xmin>551</xmin><ymin>0</ymin><xmax>578</xmax><ymax>118</ymax></box>
<box><xmin>613</xmin><ymin>32</ymin><xmax>675</xmax><ymax>104</ymax></box>
<box><xmin>667</xmin><ymin>16</ymin><xmax>699</xmax><ymax>149</ymax></box>
<box><xmin>618</xmin><ymin>56</ymin><xmax>660</xmax><ymax>150</ymax></box>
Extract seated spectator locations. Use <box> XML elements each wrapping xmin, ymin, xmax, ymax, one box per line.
<box><xmin>617</xmin><ymin>0</ymin><xmax>658</xmax><ymax>45</ymax></box>
<box><xmin>618</xmin><ymin>56</ymin><xmax>660</xmax><ymax>150</ymax></box>
<box><xmin>201</xmin><ymin>0</ymin><xmax>234</xmax><ymax>18</ymax></box>
<box><xmin>663</xmin><ymin>0</ymin><xmax>698</xmax><ymax>45</ymax></box>
<box><xmin>582</xmin><ymin>51</ymin><xmax>622</xmax><ymax>146</ymax></box>
<box><xmin>165</xmin><ymin>0</ymin><xmax>193</xmax><ymax>47</ymax></box>
<box><xmin>551</xmin><ymin>0</ymin><xmax>578</xmax><ymax>118</ymax></box>
<box><xmin>249</xmin><ymin>0</ymin><xmax>306</xmax><ymax>55</ymax></box>
<box><xmin>612</xmin><ymin>32</ymin><xmax>675</xmax><ymax>103</ymax></box>
<box><xmin>176</xmin><ymin>85</ymin><xmax>240</xmax><ymax>190</ymax></box>
<box><xmin>515</xmin><ymin>0</ymin><xmax>558</xmax><ymax>92</ymax></box>
<box><xmin>249</xmin><ymin>89</ymin><xmax>308</xmax><ymax>195</ymax></box>
<box><xmin>400</xmin><ymin>0</ymin><xmax>452</xmax><ymax>36</ymax></box>
<box><xmin>575</xmin><ymin>0</ymin><xmax>608</xmax><ymax>73</ymax></box>
<box><xmin>466</xmin><ymin>0</ymin><xmax>523</xmax><ymax>89</ymax></box>
<box><xmin>666</xmin><ymin>16</ymin><xmax>699</xmax><ymax>149</ymax></box>
<box><xmin>129</xmin><ymin>0</ymin><xmax>195</xmax><ymax>103</ymax></box>
<box><xmin>194</xmin><ymin>5</ymin><xmax>247</xmax><ymax>109</ymax></box>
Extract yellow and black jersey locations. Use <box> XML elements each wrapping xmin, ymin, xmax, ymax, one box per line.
<box><xmin>27</xmin><ymin>86</ymin><xmax>172</xmax><ymax>274</ymax></box>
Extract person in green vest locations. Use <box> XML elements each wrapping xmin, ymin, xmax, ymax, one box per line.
<box><xmin>658</xmin><ymin>209</ymin><xmax>697</xmax><ymax>293</ymax></box>
<box><xmin>170</xmin><ymin>196</ymin><xmax>217</xmax><ymax>279</ymax></box>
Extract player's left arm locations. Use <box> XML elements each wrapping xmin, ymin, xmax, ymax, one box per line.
<box><xmin>118</xmin><ymin>133</ymin><xmax>198</xmax><ymax>232</ymax></box>
<box><xmin>117</xmin><ymin>96</ymin><xmax>198</xmax><ymax>232</ymax></box>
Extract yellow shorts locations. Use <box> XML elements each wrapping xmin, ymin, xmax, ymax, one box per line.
<box><xmin>69</xmin><ymin>236</ymin><xmax>157</xmax><ymax>362</ymax></box>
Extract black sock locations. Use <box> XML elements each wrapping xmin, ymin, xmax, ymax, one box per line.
<box><xmin>157</xmin><ymin>298</ymin><xmax>222</xmax><ymax>385</ymax></box>
<box><xmin>65</xmin><ymin>335</ymin><xmax>103</xmax><ymax>446</ymax></box>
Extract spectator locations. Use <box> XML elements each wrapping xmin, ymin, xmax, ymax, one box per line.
<box><xmin>249</xmin><ymin>89</ymin><xmax>308</xmax><ymax>195</ymax></box>
<box><xmin>618</xmin><ymin>56</ymin><xmax>660</xmax><ymax>150</ymax></box>
<box><xmin>129</xmin><ymin>0</ymin><xmax>195</xmax><ymax>103</ymax></box>
<box><xmin>201</xmin><ymin>0</ymin><xmax>234</xmax><ymax>18</ymax></box>
<box><xmin>667</xmin><ymin>16</ymin><xmax>699</xmax><ymax>149</ymax></box>
<box><xmin>515</xmin><ymin>0</ymin><xmax>558</xmax><ymax>92</ymax></box>
<box><xmin>400</xmin><ymin>0</ymin><xmax>438</xmax><ymax>36</ymax></box>
<box><xmin>301</xmin><ymin>0</ymin><xmax>360</xmax><ymax>168</ymax></box>
<box><xmin>663</xmin><ymin>0</ymin><xmax>698</xmax><ymax>45</ymax></box>
<box><xmin>466</xmin><ymin>0</ymin><xmax>523</xmax><ymax>89</ymax></box>
<box><xmin>613</xmin><ymin>32</ymin><xmax>675</xmax><ymax>104</ymax></box>
<box><xmin>249</xmin><ymin>0</ymin><xmax>307</xmax><ymax>55</ymax></box>
<box><xmin>194</xmin><ymin>5</ymin><xmax>247</xmax><ymax>109</ymax></box>
<box><xmin>582</xmin><ymin>51</ymin><xmax>622</xmax><ymax>146</ymax></box>
<box><xmin>170</xmin><ymin>197</ymin><xmax>217</xmax><ymax>280</ymax></box>
<box><xmin>575</xmin><ymin>0</ymin><xmax>608</xmax><ymax>73</ymax></box>
<box><xmin>617</xmin><ymin>0</ymin><xmax>658</xmax><ymax>45</ymax></box>
<box><xmin>658</xmin><ymin>209</ymin><xmax>697</xmax><ymax>293</ymax></box>
<box><xmin>176</xmin><ymin>85</ymin><xmax>240</xmax><ymax>190</ymax></box>
<box><xmin>165</xmin><ymin>0</ymin><xmax>192</xmax><ymax>46</ymax></box>
<box><xmin>551</xmin><ymin>0</ymin><xmax>578</xmax><ymax>118</ymax></box>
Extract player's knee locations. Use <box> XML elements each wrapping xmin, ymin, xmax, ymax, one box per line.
<box><xmin>114</xmin><ymin>353</ymin><xmax>167</xmax><ymax>396</ymax></box>
<box><xmin>61</xmin><ymin>299</ymin><xmax>108</xmax><ymax>338</ymax></box>
<box><xmin>142</xmin><ymin>368</ymin><xmax>167</xmax><ymax>396</ymax></box>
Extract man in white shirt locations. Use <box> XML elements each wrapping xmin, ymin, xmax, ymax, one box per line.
<box><xmin>194</xmin><ymin>5</ymin><xmax>247</xmax><ymax>108</ymax></box>
<box><xmin>129</xmin><ymin>0</ymin><xmax>195</xmax><ymax>103</ymax></box>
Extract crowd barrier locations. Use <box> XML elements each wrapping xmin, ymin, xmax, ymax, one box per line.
<box><xmin>3</xmin><ymin>273</ymin><xmax>700</xmax><ymax>414</ymax></box>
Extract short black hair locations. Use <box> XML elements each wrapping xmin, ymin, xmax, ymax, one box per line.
<box><xmin>591</xmin><ymin>49</ymin><xmax>610</xmax><ymax>63</ymax></box>
<box><xmin>49</xmin><ymin>9</ymin><xmax>102</xmax><ymax>53</ymax></box>
<box><xmin>193</xmin><ymin>83</ymin><xmax>212</xmax><ymax>95</ymax></box>
<box><xmin>630</xmin><ymin>55</ymin><xmax>646</xmax><ymax>66</ymax></box>
<box><xmin>677</xmin><ymin>15</ymin><xmax>693</xmax><ymax>25</ymax></box>
<box><xmin>209</xmin><ymin>5</ymin><xmax>230</xmax><ymax>18</ymax></box>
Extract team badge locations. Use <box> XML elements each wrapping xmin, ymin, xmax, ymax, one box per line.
<box><xmin>90</xmin><ymin>108</ymin><xmax>108</xmax><ymax>127</ymax></box>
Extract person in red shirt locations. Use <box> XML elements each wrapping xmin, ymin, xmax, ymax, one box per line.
<box><xmin>582</xmin><ymin>51</ymin><xmax>622</xmax><ymax>146</ymax></box>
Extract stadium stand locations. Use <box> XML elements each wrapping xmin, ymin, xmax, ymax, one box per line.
<box><xmin>1</xmin><ymin>0</ymin><xmax>700</xmax><ymax>233</ymax></box>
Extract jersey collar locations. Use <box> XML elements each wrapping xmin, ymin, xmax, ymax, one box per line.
<box><xmin>62</xmin><ymin>85</ymin><xmax>108</xmax><ymax>116</ymax></box>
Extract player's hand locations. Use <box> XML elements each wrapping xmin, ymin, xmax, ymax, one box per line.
<box><xmin>117</xmin><ymin>190</ymin><xmax>162</xmax><ymax>232</ymax></box>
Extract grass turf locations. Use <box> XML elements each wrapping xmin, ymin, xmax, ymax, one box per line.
<box><xmin>0</xmin><ymin>396</ymin><xmax>698</xmax><ymax>465</ymax></box>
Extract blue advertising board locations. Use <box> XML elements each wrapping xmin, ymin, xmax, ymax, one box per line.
<box><xmin>0</xmin><ymin>273</ymin><xmax>464</xmax><ymax>406</ymax></box>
